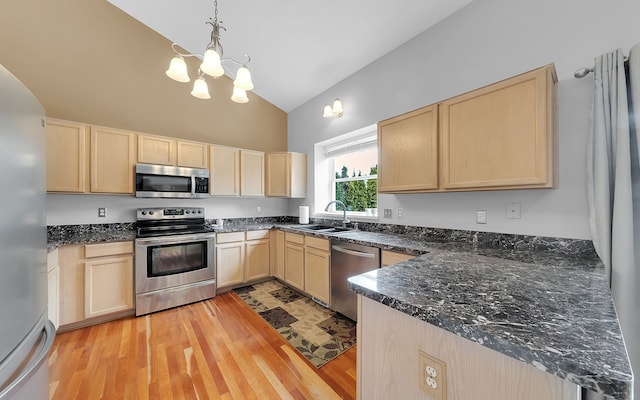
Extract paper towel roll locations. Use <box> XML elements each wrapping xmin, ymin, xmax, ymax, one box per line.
<box><xmin>299</xmin><ymin>205</ymin><xmax>309</xmax><ymax>224</ymax></box>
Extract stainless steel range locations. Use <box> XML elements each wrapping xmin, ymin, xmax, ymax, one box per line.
<box><xmin>135</xmin><ymin>207</ymin><xmax>216</xmax><ymax>316</ymax></box>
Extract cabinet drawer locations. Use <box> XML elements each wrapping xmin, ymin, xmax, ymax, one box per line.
<box><xmin>285</xmin><ymin>232</ymin><xmax>304</xmax><ymax>245</ymax></box>
<box><xmin>246</xmin><ymin>230</ymin><xmax>270</xmax><ymax>240</ymax></box>
<box><xmin>216</xmin><ymin>231</ymin><xmax>245</xmax><ymax>243</ymax></box>
<box><xmin>85</xmin><ymin>241</ymin><xmax>133</xmax><ymax>258</ymax></box>
<box><xmin>305</xmin><ymin>236</ymin><xmax>329</xmax><ymax>252</ymax></box>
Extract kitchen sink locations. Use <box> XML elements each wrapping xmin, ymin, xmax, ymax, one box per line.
<box><xmin>293</xmin><ymin>224</ymin><xmax>353</xmax><ymax>233</ymax></box>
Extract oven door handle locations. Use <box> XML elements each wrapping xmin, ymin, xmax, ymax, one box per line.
<box><xmin>135</xmin><ymin>232</ymin><xmax>216</xmax><ymax>246</ymax></box>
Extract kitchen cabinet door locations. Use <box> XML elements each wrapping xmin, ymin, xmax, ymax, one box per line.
<box><xmin>285</xmin><ymin>241</ymin><xmax>305</xmax><ymax>291</ymax></box>
<box><xmin>90</xmin><ymin>126</ymin><xmax>136</xmax><ymax>194</ymax></box>
<box><xmin>440</xmin><ymin>64</ymin><xmax>557</xmax><ymax>190</ymax></box>
<box><xmin>304</xmin><ymin>246</ymin><xmax>330</xmax><ymax>305</ymax></box>
<box><xmin>240</xmin><ymin>149</ymin><xmax>265</xmax><ymax>197</ymax></box>
<box><xmin>47</xmin><ymin>249</ymin><xmax>60</xmax><ymax>330</ymax></box>
<box><xmin>378</xmin><ymin>105</ymin><xmax>439</xmax><ymax>192</ymax></box>
<box><xmin>84</xmin><ymin>255</ymin><xmax>134</xmax><ymax>318</ymax></box>
<box><xmin>58</xmin><ymin>245</ymin><xmax>85</xmax><ymax>326</ymax></box>
<box><xmin>177</xmin><ymin>140</ymin><xmax>209</xmax><ymax>169</ymax></box>
<box><xmin>272</xmin><ymin>230</ymin><xmax>285</xmax><ymax>279</ymax></box>
<box><xmin>246</xmin><ymin>239</ymin><xmax>270</xmax><ymax>281</ymax></box>
<box><xmin>45</xmin><ymin>118</ymin><xmax>88</xmax><ymax>193</ymax></box>
<box><xmin>210</xmin><ymin>145</ymin><xmax>240</xmax><ymax>196</ymax></box>
<box><xmin>266</xmin><ymin>152</ymin><xmax>307</xmax><ymax>198</ymax></box>
<box><xmin>216</xmin><ymin>241</ymin><xmax>245</xmax><ymax>288</ymax></box>
<box><xmin>137</xmin><ymin>133</ymin><xmax>176</xmax><ymax>166</ymax></box>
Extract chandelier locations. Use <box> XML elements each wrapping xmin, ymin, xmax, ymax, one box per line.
<box><xmin>165</xmin><ymin>0</ymin><xmax>254</xmax><ymax>103</ymax></box>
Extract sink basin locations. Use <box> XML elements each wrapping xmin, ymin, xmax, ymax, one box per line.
<box><xmin>293</xmin><ymin>224</ymin><xmax>353</xmax><ymax>233</ymax></box>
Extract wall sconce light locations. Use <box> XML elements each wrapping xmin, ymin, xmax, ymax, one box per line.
<box><xmin>323</xmin><ymin>98</ymin><xmax>344</xmax><ymax>118</ymax></box>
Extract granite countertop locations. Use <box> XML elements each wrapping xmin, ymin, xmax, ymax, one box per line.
<box><xmin>344</xmin><ymin>239</ymin><xmax>633</xmax><ymax>398</ymax></box>
<box><xmin>46</xmin><ymin>220</ymin><xmax>632</xmax><ymax>397</ymax></box>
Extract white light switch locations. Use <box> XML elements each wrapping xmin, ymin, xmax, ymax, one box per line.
<box><xmin>476</xmin><ymin>210</ymin><xmax>487</xmax><ymax>224</ymax></box>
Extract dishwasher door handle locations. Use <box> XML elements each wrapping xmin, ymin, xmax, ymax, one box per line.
<box><xmin>332</xmin><ymin>245</ymin><xmax>376</xmax><ymax>258</ymax></box>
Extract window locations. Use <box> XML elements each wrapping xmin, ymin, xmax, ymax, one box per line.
<box><xmin>314</xmin><ymin>125</ymin><xmax>378</xmax><ymax>218</ymax></box>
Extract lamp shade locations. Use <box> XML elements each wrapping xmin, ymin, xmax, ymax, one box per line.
<box><xmin>191</xmin><ymin>77</ymin><xmax>211</xmax><ymax>99</ymax></box>
<box><xmin>331</xmin><ymin>99</ymin><xmax>344</xmax><ymax>117</ymax></box>
<box><xmin>166</xmin><ymin>56</ymin><xmax>190</xmax><ymax>82</ymax></box>
<box><xmin>231</xmin><ymin>87</ymin><xmax>249</xmax><ymax>103</ymax></box>
<box><xmin>322</xmin><ymin>105</ymin><xmax>334</xmax><ymax>118</ymax></box>
<box><xmin>201</xmin><ymin>48</ymin><xmax>225</xmax><ymax>77</ymax></box>
<box><xmin>233</xmin><ymin>66</ymin><xmax>254</xmax><ymax>91</ymax></box>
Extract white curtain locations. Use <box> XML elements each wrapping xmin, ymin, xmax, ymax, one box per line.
<box><xmin>587</xmin><ymin>43</ymin><xmax>640</xmax><ymax>399</ymax></box>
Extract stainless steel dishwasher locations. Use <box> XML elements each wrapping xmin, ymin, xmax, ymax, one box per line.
<box><xmin>330</xmin><ymin>239</ymin><xmax>380</xmax><ymax>321</ymax></box>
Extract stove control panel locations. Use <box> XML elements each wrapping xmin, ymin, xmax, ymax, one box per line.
<box><xmin>137</xmin><ymin>207</ymin><xmax>205</xmax><ymax>221</ymax></box>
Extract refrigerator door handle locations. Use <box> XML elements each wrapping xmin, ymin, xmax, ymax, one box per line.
<box><xmin>0</xmin><ymin>320</ymin><xmax>55</xmax><ymax>399</ymax></box>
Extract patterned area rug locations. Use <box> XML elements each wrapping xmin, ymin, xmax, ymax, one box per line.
<box><xmin>234</xmin><ymin>279</ymin><xmax>356</xmax><ymax>368</ymax></box>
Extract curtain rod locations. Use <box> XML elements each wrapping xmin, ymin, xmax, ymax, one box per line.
<box><xmin>574</xmin><ymin>56</ymin><xmax>629</xmax><ymax>78</ymax></box>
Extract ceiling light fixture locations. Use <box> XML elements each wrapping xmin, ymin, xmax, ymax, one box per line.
<box><xmin>165</xmin><ymin>0</ymin><xmax>253</xmax><ymax>103</ymax></box>
<box><xmin>323</xmin><ymin>98</ymin><xmax>344</xmax><ymax>118</ymax></box>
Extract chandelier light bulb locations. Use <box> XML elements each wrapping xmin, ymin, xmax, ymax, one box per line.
<box><xmin>166</xmin><ymin>56</ymin><xmax>190</xmax><ymax>83</ymax></box>
<box><xmin>231</xmin><ymin>87</ymin><xmax>249</xmax><ymax>103</ymax></box>
<box><xmin>233</xmin><ymin>66</ymin><xmax>254</xmax><ymax>91</ymax></box>
<box><xmin>331</xmin><ymin>99</ymin><xmax>344</xmax><ymax>117</ymax></box>
<box><xmin>191</xmin><ymin>76</ymin><xmax>211</xmax><ymax>99</ymax></box>
<box><xmin>201</xmin><ymin>48</ymin><xmax>224</xmax><ymax>77</ymax></box>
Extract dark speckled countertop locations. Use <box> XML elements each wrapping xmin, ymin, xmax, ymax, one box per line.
<box><xmin>47</xmin><ymin>219</ymin><xmax>632</xmax><ymax>398</ymax></box>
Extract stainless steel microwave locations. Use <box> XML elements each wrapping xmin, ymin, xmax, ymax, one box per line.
<box><xmin>135</xmin><ymin>163</ymin><xmax>209</xmax><ymax>199</ymax></box>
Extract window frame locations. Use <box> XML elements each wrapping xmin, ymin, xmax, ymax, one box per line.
<box><xmin>313</xmin><ymin>124</ymin><xmax>379</xmax><ymax>221</ymax></box>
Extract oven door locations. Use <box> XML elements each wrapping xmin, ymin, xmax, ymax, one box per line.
<box><xmin>135</xmin><ymin>232</ymin><xmax>216</xmax><ymax>295</ymax></box>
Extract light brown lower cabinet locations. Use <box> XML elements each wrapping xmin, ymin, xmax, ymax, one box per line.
<box><xmin>381</xmin><ymin>250</ymin><xmax>415</xmax><ymax>267</ymax></box>
<box><xmin>284</xmin><ymin>232</ymin><xmax>305</xmax><ymax>291</ymax></box>
<box><xmin>303</xmin><ymin>237</ymin><xmax>330</xmax><ymax>305</ymax></box>
<box><xmin>271</xmin><ymin>230</ymin><xmax>285</xmax><ymax>280</ymax></box>
<box><xmin>216</xmin><ymin>230</ymin><xmax>270</xmax><ymax>290</ymax></box>
<box><xmin>47</xmin><ymin>249</ymin><xmax>60</xmax><ymax>330</ymax></box>
<box><xmin>84</xmin><ymin>242</ymin><xmax>134</xmax><ymax>318</ymax></box>
<box><xmin>58</xmin><ymin>241</ymin><xmax>134</xmax><ymax>330</ymax></box>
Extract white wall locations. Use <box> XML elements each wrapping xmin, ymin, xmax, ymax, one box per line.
<box><xmin>46</xmin><ymin>194</ymin><xmax>289</xmax><ymax>225</ymax></box>
<box><xmin>287</xmin><ymin>0</ymin><xmax>640</xmax><ymax>240</ymax></box>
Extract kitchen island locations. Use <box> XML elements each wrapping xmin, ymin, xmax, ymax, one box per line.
<box><xmin>348</xmin><ymin>243</ymin><xmax>633</xmax><ymax>399</ymax></box>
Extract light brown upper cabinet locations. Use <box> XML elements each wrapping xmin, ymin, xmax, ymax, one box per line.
<box><xmin>266</xmin><ymin>152</ymin><xmax>307</xmax><ymax>198</ymax></box>
<box><xmin>378</xmin><ymin>105</ymin><xmax>439</xmax><ymax>193</ymax></box>
<box><xmin>90</xmin><ymin>126</ymin><xmax>136</xmax><ymax>194</ymax></box>
<box><xmin>440</xmin><ymin>64</ymin><xmax>557</xmax><ymax>190</ymax></box>
<box><xmin>45</xmin><ymin>118</ymin><xmax>89</xmax><ymax>193</ymax></box>
<box><xmin>138</xmin><ymin>134</ymin><xmax>209</xmax><ymax>169</ymax></box>
<box><xmin>137</xmin><ymin>134</ymin><xmax>176</xmax><ymax>166</ymax></box>
<box><xmin>240</xmin><ymin>150</ymin><xmax>265</xmax><ymax>197</ymax></box>
<box><xmin>378</xmin><ymin>64</ymin><xmax>557</xmax><ymax>193</ymax></box>
<box><xmin>176</xmin><ymin>140</ymin><xmax>209</xmax><ymax>169</ymax></box>
<box><xmin>210</xmin><ymin>144</ymin><xmax>240</xmax><ymax>196</ymax></box>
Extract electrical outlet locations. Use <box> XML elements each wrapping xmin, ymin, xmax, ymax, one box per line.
<box><xmin>397</xmin><ymin>208</ymin><xmax>404</xmax><ymax>219</ymax></box>
<box><xmin>476</xmin><ymin>210</ymin><xmax>487</xmax><ymax>224</ymax></box>
<box><xmin>506</xmin><ymin>202</ymin><xmax>521</xmax><ymax>219</ymax></box>
<box><xmin>418</xmin><ymin>351</ymin><xmax>446</xmax><ymax>400</ymax></box>
<box><xmin>256</xmin><ymin>206</ymin><xmax>262</xmax><ymax>214</ymax></box>
<box><xmin>383</xmin><ymin>208</ymin><xmax>392</xmax><ymax>218</ymax></box>
<box><xmin>98</xmin><ymin>208</ymin><xmax>107</xmax><ymax>218</ymax></box>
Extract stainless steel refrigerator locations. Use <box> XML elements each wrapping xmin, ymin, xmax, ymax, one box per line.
<box><xmin>0</xmin><ymin>65</ymin><xmax>55</xmax><ymax>399</ymax></box>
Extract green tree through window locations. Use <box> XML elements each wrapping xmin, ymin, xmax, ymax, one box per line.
<box><xmin>334</xmin><ymin>165</ymin><xmax>377</xmax><ymax>212</ymax></box>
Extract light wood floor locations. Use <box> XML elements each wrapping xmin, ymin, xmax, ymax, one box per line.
<box><xmin>48</xmin><ymin>291</ymin><xmax>357</xmax><ymax>399</ymax></box>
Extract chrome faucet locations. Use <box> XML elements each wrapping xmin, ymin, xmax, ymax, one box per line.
<box><xmin>324</xmin><ymin>200</ymin><xmax>350</xmax><ymax>227</ymax></box>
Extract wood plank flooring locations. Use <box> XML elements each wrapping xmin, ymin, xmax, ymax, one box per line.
<box><xmin>48</xmin><ymin>291</ymin><xmax>357</xmax><ymax>399</ymax></box>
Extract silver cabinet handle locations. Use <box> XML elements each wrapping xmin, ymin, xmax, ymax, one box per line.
<box><xmin>332</xmin><ymin>245</ymin><xmax>376</xmax><ymax>258</ymax></box>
